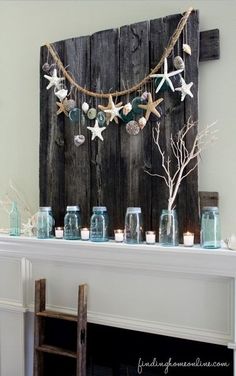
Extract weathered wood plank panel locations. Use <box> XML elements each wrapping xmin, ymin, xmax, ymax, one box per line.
<box><xmin>63</xmin><ymin>36</ymin><xmax>91</xmax><ymax>228</ymax></box>
<box><xmin>200</xmin><ymin>29</ymin><xmax>220</xmax><ymax>61</ymax></box>
<box><xmin>40</xmin><ymin>41</ymin><xmax>65</xmax><ymax>226</ymax></box>
<box><xmin>119</xmin><ymin>21</ymin><xmax>151</xmax><ymax>233</ymax></box>
<box><xmin>184</xmin><ymin>10</ymin><xmax>200</xmax><ymax>241</ymax></box>
<box><xmin>90</xmin><ymin>28</ymin><xmax>120</xmax><ymax>234</ymax></box>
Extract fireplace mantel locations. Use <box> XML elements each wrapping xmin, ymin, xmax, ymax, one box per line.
<box><xmin>0</xmin><ymin>235</ymin><xmax>236</xmax><ymax>375</ymax></box>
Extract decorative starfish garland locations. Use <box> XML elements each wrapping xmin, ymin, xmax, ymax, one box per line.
<box><xmin>56</xmin><ymin>101</ymin><xmax>69</xmax><ymax>116</ymax></box>
<box><xmin>138</xmin><ymin>93</ymin><xmax>164</xmax><ymax>121</ymax></box>
<box><xmin>150</xmin><ymin>58</ymin><xmax>183</xmax><ymax>93</ymax></box>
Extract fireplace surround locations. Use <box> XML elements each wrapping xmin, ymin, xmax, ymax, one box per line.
<box><xmin>0</xmin><ymin>235</ymin><xmax>235</xmax><ymax>375</ymax></box>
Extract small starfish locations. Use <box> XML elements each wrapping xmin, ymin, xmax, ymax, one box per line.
<box><xmin>56</xmin><ymin>101</ymin><xmax>69</xmax><ymax>116</ymax></box>
<box><xmin>138</xmin><ymin>93</ymin><xmax>164</xmax><ymax>121</ymax></box>
<box><xmin>87</xmin><ymin>119</ymin><xmax>106</xmax><ymax>141</ymax></box>
<box><xmin>175</xmin><ymin>77</ymin><xmax>193</xmax><ymax>101</ymax></box>
<box><xmin>98</xmin><ymin>95</ymin><xmax>123</xmax><ymax>125</ymax></box>
<box><xmin>104</xmin><ymin>103</ymin><xmax>123</xmax><ymax>123</ymax></box>
<box><xmin>44</xmin><ymin>68</ymin><xmax>65</xmax><ymax>90</ymax></box>
<box><xmin>150</xmin><ymin>58</ymin><xmax>183</xmax><ymax>93</ymax></box>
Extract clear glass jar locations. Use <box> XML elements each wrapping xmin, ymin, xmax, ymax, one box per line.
<box><xmin>64</xmin><ymin>206</ymin><xmax>81</xmax><ymax>240</ymax></box>
<box><xmin>201</xmin><ymin>206</ymin><xmax>221</xmax><ymax>249</ymax></box>
<box><xmin>159</xmin><ymin>209</ymin><xmax>179</xmax><ymax>246</ymax></box>
<box><xmin>36</xmin><ymin>206</ymin><xmax>54</xmax><ymax>239</ymax></box>
<box><xmin>90</xmin><ymin>206</ymin><xmax>109</xmax><ymax>242</ymax></box>
<box><xmin>124</xmin><ymin>207</ymin><xmax>143</xmax><ymax>244</ymax></box>
<box><xmin>9</xmin><ymin>201</ymin><xmax>21</xmax><ymax>236</ymax></box>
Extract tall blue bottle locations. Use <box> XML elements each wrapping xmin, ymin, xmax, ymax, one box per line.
<box><xmin>9</xmin><ymin>201</ymin><xmax>21</xmax><ymax>236</ymax></box>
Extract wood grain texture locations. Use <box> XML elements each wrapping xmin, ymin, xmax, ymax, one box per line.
<box><xmin>40</xmin><ymin>12</ymin><xmax>201</xmax><ymax>240</ymax></box>
<box><xmin>200</xmin><ymin>29</ymin><xmax>220</xmax><ymax>61</ymax></box>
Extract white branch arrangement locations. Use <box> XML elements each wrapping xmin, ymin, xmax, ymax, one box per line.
<box><xmin>146</xmin><ymin>118</ymin><xmax>217</xmax><ymax>211</ymax></box>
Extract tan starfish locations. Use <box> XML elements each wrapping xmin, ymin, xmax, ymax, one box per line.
<box><xmin>56</xmin><ymin>101</ymin><xmax>69</xmax><ymax>116</ymax></box>
<box><xmin>138</xmin><ymin>93</ymin><xmax>164</xmax><ymax>122</ymax></box>
<box><xmin>98</xmin><ymin>94</ymin><xmax>123</xmax><ymax>125</ymax></box>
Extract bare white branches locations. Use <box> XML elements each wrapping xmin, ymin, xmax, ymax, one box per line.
<box><xmin>146</xmin><ymin>118</ymin><xmax>217</xmax><ymax>211</ymax></box>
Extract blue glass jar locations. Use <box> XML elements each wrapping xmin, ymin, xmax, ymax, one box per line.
<box><xmin>36</xmin><ymin>206</ymin><xmax>54</xmax><ymax>239</ymax></box>
<box><xmin>9</xmin><ymin>201</ymin><xmax>21</xmax><ymax>236</ymax></box>
<box><xmin>159</xmin><ymin>209</ymin><xmax>179</xmax><ymax>246</ymax></box>
<box><xmin>201</xmin><ymin>207</ymin><xmax>221</xmax><ymax>249</ymax></box>
<box><xmin>64</xmin><ymin>206</ymin><xmax>81</xmax><ymax>240</ymax></box>
<box><xmin>124</xmin><ymin>207</ymin><xmax>143</xmax><ymax>244</ymax></box>
<box><xmin>90</xmin><ymin>206</ymin><xmax>109</xmax><ymax>242</ymax></box>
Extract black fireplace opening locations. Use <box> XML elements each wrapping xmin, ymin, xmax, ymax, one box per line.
<box><xmin>87</xmin><ymin>323</ymin><xmax>233</xmax><ymax>376</ymax></box>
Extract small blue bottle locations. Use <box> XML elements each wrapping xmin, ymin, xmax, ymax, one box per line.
<box><xmin>9</xmin><ymin>201</ymin><xmax>21</xmax><ymax>236</ymax></box>
<box><xmin>90</xmin><ymin>206</ymin><xmax>109</xmax><ymax>242</ymax></box>
<box><xmin>64</xmin><ymin>206</ymin><xmax>81</xmax><ymax>240</ymax></box>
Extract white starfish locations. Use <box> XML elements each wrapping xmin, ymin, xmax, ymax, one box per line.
<box><xmin>44</xmin><ymin>68</ymin><xmax>65</xmax><ymax>90</ymax></box>
<box><xmin>87</xmin><ymin>119</ymin><xmax>106</xmax><ymax>141</ymax></box>
<box><xmin>104</xmin><ymin>103</ymin><xmax>123</xmax><ymax>123</ymax></box>
<box><xmin>175</xmin><ymin>76</ymin><xmax>193</xmax><ymax>101</ymax></box>
<box><xmin>55</xmin><ymin>88</ymin><xmax>68</xmax><ymax>102</ymax></box>
<box><xmin>150</xmin><ymin>57</ymin><xmax>183</xmax><ymax>93</ymax></box>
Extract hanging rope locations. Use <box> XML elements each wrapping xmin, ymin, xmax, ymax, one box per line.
<box><xmin>45</xmin><ymin>7</ymin><xmax>193</xmax><ymax>99</ymax></box>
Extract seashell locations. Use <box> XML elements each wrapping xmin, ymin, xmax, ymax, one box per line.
<box><xmin>183</xmin><ymin>44</ymin><xmax>191</xmax><ymax>55</ymax></box>
<box><xmin>42</xmin><ymin>62</ymin><xmax>50</xmax><ymax>72</ymax></box>
<box><xmin>126</xmin><ymin>120</ymin><xmax>140</xmax><ymax>136</ymax></box>
<box><xmin>141</xmin><ymin>91</ymin><xmax>149</xmax><ymax>100</ymax></box>
<box><xmin>63</xmin><ymin>98</ymin><xmax>76</xmax><ymax>112</ymax></box>
<box><xmin>87</xmin><ymin>108</ymin><xmax>97</xmax><ymax>120</ymax></box>
<box><xmin>82</xmin><ymin>102</ymin><xmax>89</xmax><ymax>113</ymax></box>
<box><xmin>55</xmin><ymin>89</ymin><xmax>68</xmax><ymax>102</ymax></box>
<box><xmin>122</xmin><ymin>103</ymin><xmax>132</xmax><ymax>116</ymax></box>
<box><xmin>74</xmin><ymin>135</ymin><xmax>85</xmax><ymax>147</ymax></box>
<box><xmin>225</xmin><ymin>234</ymin><xmax>236</xmax><ymax>250</ymax></box>
<box><xmin>138</xmin><ymin>117</ymin><xmax>147</xmax><ymax>130</ymax></box>
<box><xmin>173</xmin><ymin>56</ymin><xmax>185</xmax><ymax>70</ymax></box>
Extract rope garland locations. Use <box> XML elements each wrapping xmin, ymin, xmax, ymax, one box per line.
<box><xmin>45</xmin><ymin>7</ymin><xmax>193</xmax><ymax>99</ymax></box>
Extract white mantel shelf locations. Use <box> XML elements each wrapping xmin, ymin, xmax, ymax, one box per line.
<box><xmin>0</xmin><ymin>234</ymin><xmax>236</xmax><ymax>375</ymax></box>
<box><xmin>0</xmin><ymin>234</ymin><xmax>235</xmax><ymax>277</ymax></box>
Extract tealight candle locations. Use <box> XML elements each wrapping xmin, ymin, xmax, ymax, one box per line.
<box><xmin>146</xmin><ymin>231</ymin><xmax>156</xmax><ymax>244</ymax></box>
<box><xmin>81</xmin><ymin>228</ymin><xmax>90</xmax><ymax>241</ymax></box>
<box><xmin>114</xmin><ymin>229</ymin><xmax>124</xmax><ymax>242</ymax></box>
<box><xmin>55</xmin><ymin>227</ymin><xmax>64</xmax><ymax>239</ymax></box>
<box><xmin>183</xmin><ymin>231</ymin><xmax>194</xmax><ymax>247</ymax></box>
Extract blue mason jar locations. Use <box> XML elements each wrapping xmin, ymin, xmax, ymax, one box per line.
<box><xmin>159</xmin><ymin>209</ymin><xmax>179</xmax><ymax>246</ymax></box>
<box><xmin>124</xmin><ymin>207</ymin><xmax>143</xmax><ymax>244</ymax></box>
<box><xmin>90</xmin><ymin>206</ymin><xmax>109</xmax><ymax>242</ymax></box>
<box><xmin>201</xmin><ymin>207</ymin><xmax>221</xmax><ymax>249</ymax></box>
<box><xmin>64</xmin><ymin>206</ymin><xmax>81</xmax><ymax>240</ymax></box>
<box><xmin>36</xmin><ymin>206</ymin><xmax>54</xmax><ymax>239</ymax></box>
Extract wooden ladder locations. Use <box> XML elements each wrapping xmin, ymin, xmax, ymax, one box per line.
<box><xmin>33</xmin><ymin>279</ymin><xmax>87</xmax><ymax>376</ymax></box>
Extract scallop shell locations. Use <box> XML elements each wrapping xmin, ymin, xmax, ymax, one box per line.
<box><xmin>173</xmin><ymin>56</ymin><xmax>185</xmax><ymax>70</ymax></box>
<box><xmin>126</xmin><ymin>120</ymin><xmax>140</xmax><ymax>136</ymax></box>
<box><xmin>183</xmin><ymin>44</ymin><xmax>191</xmax><ymax>55</ymax></box>
<box><xmin>82</xmin><ymin>102</ymin><xmax>89</xmax><ymax>113</ymax></box>
<box><xmin>63</xmin><ymin>98</ymin><xmax>76</xmax><ymax>112</ymax></box>
<box><xmin>138</xmin><ymin>117</ymin><xmax>147</xmax><ymax>130</ymax></box>
<box><xmin>55</xmin><ymin>89</ymin><xmax>68</xmax><ymax>102</ymax></box>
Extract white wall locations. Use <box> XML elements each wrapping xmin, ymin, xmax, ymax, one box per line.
<box><xmin>0</xmin><ymin>0</ymin><xmax>235</xmax><ymax>238</ymax></box>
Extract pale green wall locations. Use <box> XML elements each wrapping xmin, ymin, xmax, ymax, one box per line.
<box><xmin>0</xmin><ymin>0</ymin><xmax>235</xmax><ymax>238</ymax></box>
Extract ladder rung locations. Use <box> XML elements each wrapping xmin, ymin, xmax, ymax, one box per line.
<box><xmin>36</xmin><ymin>344</ymin><xmax>77</xmax><ymax>358</ymax></box>
<box><xmin>36</xmin><ymin>310</ymin><xmax>77</xmax><ymax>322</ymax></box>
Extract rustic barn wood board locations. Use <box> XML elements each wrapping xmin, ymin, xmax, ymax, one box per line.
<box><xmin>40</xmin><ymin>10</ymin><xmax>219</xmax><ymax>241</ymax></box>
